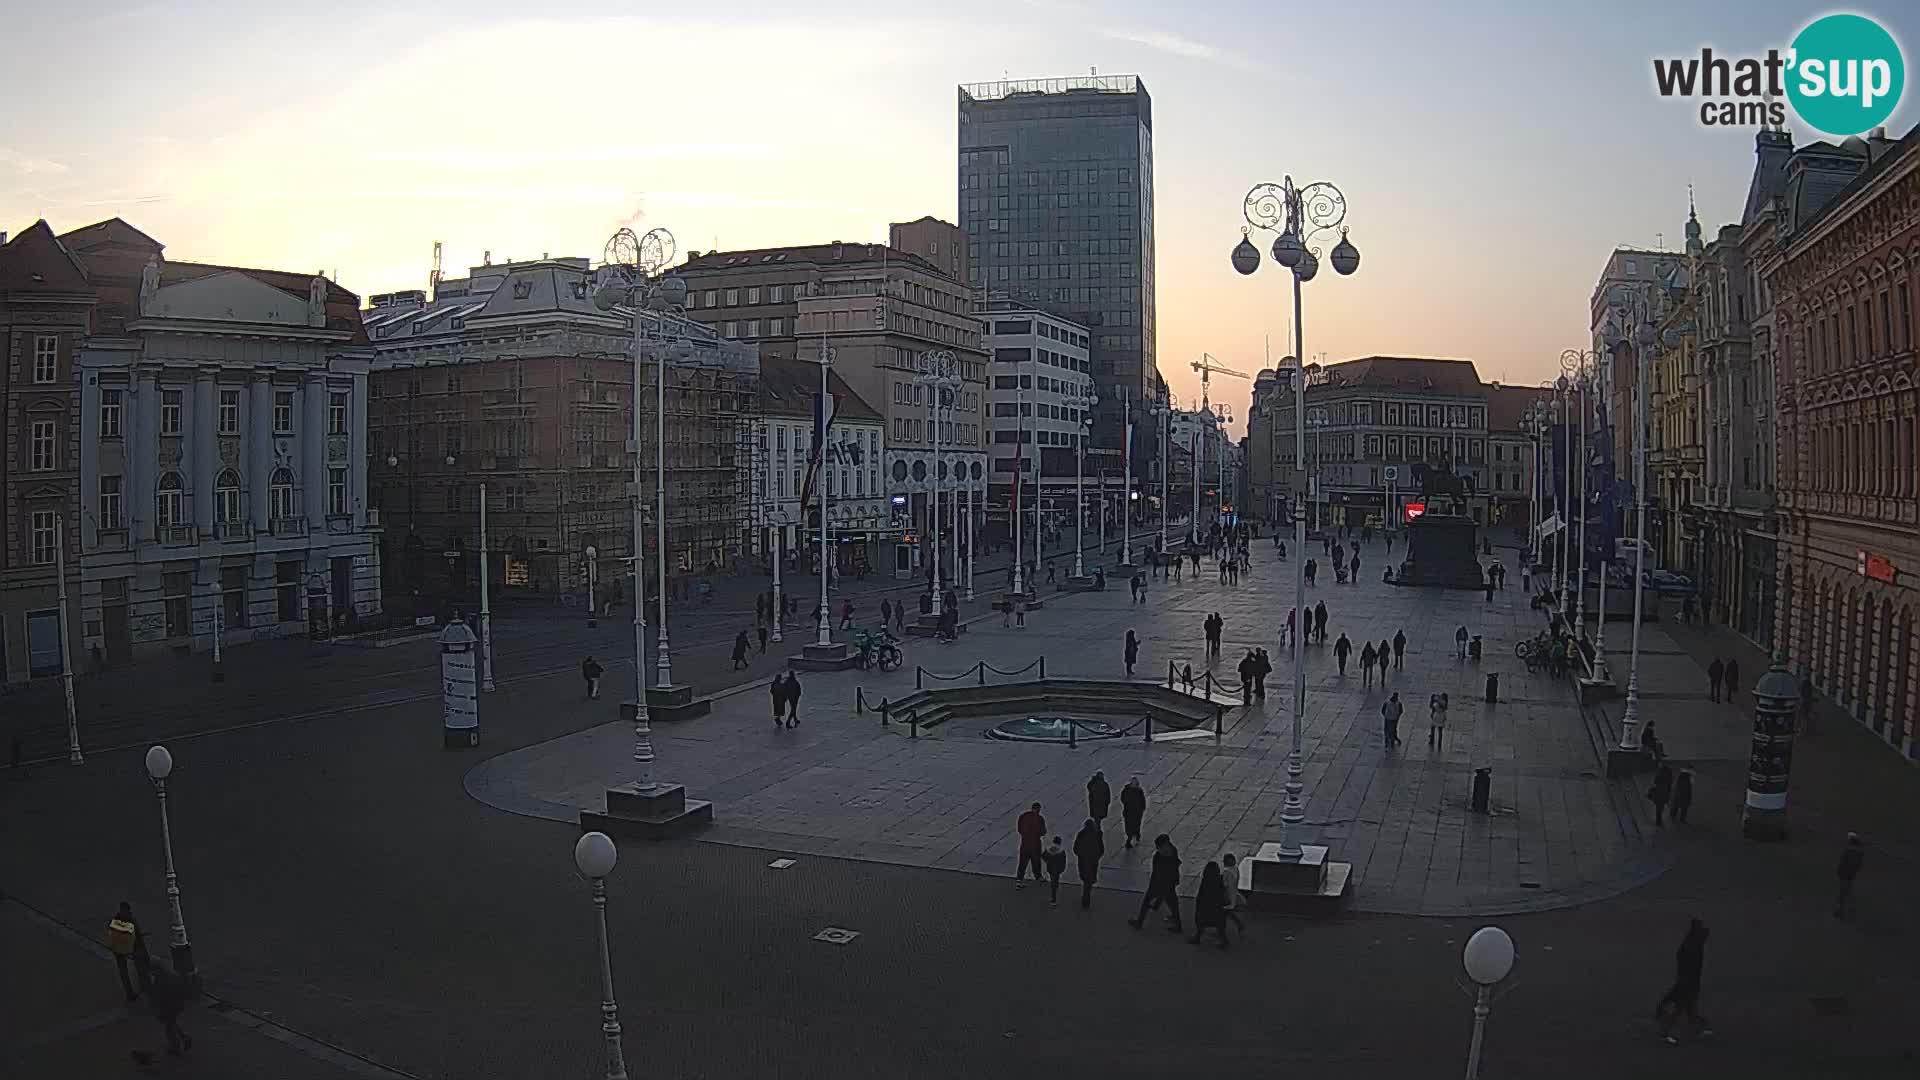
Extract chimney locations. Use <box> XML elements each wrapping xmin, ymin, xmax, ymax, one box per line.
<box><xmin>483</xmin><ymin>250</ymin><xmax>492</xmax><ymax>266</ymax></box>
<box><xmin>0</xmin><ymin>230</ymin><xmax>8</xmax><ymax>245</ymax></box>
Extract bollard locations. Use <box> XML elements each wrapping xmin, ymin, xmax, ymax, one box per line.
<box><xmin>1143</xmin><ymin>714</ymin><xmax>1153</xmax><ymax>743</ymax></box>
<box><xmin>1040</xmin><ymin>656</ymin><xmax>1047</xmax><ymax>679</ymax></box>
<box><xmin>977</xmin><ymin>662</ymin><xmax>985</xmax><ymax>686</ymax></box>
<box><xmin>879</xmin><ymin>698</ymin><xmax>890</xmax><ymax>726</ymax></box>
<box><xmin>910</xmin><ymin>712</ymin><xmax>919</xmax><ymax>739</ymax></box>
<box><xmin>916</xmin><ymin>667</ymin><xmax>924</xmax><ymax>690</ymax></box>
<box><xmin>1167</xmin><ymin>662</ymin><xmax>1175</xmax><ymax>691</ymax></box>
<box><xmin>1069</xmin><ymin>716</ymin><xmax>1078</xmax><ymax>749</ymax></box>
<box><xmin>856</xmin><ymin>687</ymin><xmax>865</xmax><ymax>714</ymax></box>
<box><xmin>1215</xmin><ymin>706</ymin><xmax>1223</xmax><ymax>739</ymax></box>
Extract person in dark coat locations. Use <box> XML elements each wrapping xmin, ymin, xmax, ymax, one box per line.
<box><xmin>1378</xmin><ymin>639</ymin><xmax>1393</xmax><ymax>682</ymax></box>
<box><xmin>783</xmin><ymin>672</ymin><xmax>802</xmax><ymax>727</ymax></box>
<box><xmin>1392</xmin><ymin>630</ymin><xmax>1407</xmax><ymax>670</ymax></box>
<box><xmin>581</xmin><ymin>655</ymin><xmax>604</xmax><ymax>700</ymax></box>
<box><xmin>732</xmin><ymin>631</ymin><xmax>751</xmax><ymax>670</ymax></box>
<box><xmin>1119</xmin><ymin>777</ymin><xmax>1147</xmax><ymax>848</ymax></box>
<box><xmin>1334</xmin><ymin>633</ymin><xmax>1352</xmax><ymax>675</ymax></box>
<box><xmin>1648</xmin><ymin>763</ymin><xmax>1674</xmax><ymax>826</ymax></box>
<box><xmin>1671</xmin><ymin>768</ymin><xmax>1694</xmax><ymax>824</ymax></box>
<box><xmin>1359</xmin><ymin>641</ymin><xmax>1377</xmax><ymax>686</ymax></box>
<box><xmin>1042</xmin><ymin>836</ymin><xmax>1069</xmax><ymax>904</ymax></box>
<box><xmin>1073</xmin><ymin>818</ymin><xmax>1105</xmax><ymax>909</ymax></box>
<box><xmin>1014</xmin><ymin>803</ymin><xmax>1047</xmax><ymax>887</ymax></box>
<box><xmin>1128</xmin><ymin>834</ymin><xmax>1183</xmax><ymax>932</ymax></box>
<box><xmin>1313</xmin><ymin>601</ymin><xmax>1328</xmax><ymax>643</ymax></box>
<box><xmin>770</xmin><ymin>674</ymin><xmax>786</xmax><ymax>729</ymax></box>
<box><xmin>1706</xmin><ymin>658</ymin><xmax>1724</xmax><ymax>702</ymax></box>
<box><xmin>1086</xmin><ymin>771</ymin><xmax>1111</xmax><ymax>825</ymax></box>
<box><xmin>147</xmin><ymin>963</ymin><xmax>193</xmax><ymax>1057</ymax></box>
<box><xmin>1834</xmin><ymin>833</ymin><xmax>1866</xmax><ymax>918</ymax></box>
<box><xmin>1654</xmin><ymin>918</ymin><xmax>1711</xmax><ymax>1044</ymax></box>
<box><xmin>1722</xmin><ymin>657</ymin><xmax>1741</xmax><ymax>701</ymax></box>
<box><xmin>1254</xmin><ymin>647</ymin><xmax>1272</xmax><ymax>700</ymax></box>
<box><xmin>879</xmin><ymin>599</ymin><xmax>892</xmax><ymax>628</ymax></box>
<box><xmin>1350</xmin><ymin>553</ymin><xmax>1361</xmax><ymax>581</ymax></box>
<box><xmin>1237</xmin><ymin>650</ymin><xmax>1256</xmax><ymax>705</ymax></box>
<box><xmin>1189</xmin><ymin>860</ymin><xmax>1231</xmax><ymax>948</ymax></box>
<box><xmin>1124</xmin><ymin>630</ymin><xmax>1140</xmax><ymax>678</ymax></box>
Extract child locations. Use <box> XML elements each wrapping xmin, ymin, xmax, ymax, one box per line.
<box><xmin>1042</xmin><ymin>836</ymin><xmax>1068</xmax><ymax>905</ymax></box>
<box><xmin>1429</xmin><ymin>692</ymin><xmax>1449</xmax><ymax>747</ymax></box>
<box><xmin>1220</xmin><ymin>853</ymin><xmax>1247</xmax><ymax>935</ymax></box>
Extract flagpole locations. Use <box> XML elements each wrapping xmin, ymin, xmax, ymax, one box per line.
<box><xmin>817</xmin><ymin>336</ymin><xmax>832</xmax><ymax>647</ymax></box>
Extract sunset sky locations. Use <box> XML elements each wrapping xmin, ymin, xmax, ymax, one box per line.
<box><xmin>5</xmin><ymin>0</ymin><xmax>1914</xmax><ymax>432</ymax></box>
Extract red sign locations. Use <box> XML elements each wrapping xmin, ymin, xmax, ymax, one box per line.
<box><xmin>1403</xmin><ymin>501</ymin><xmax>1427</xmax><ymax>523</ymax></box>
<box><xmin>1859</xmin><ymin>550</ymin><xmax>1898</xmax><ymax>584</ymax></box>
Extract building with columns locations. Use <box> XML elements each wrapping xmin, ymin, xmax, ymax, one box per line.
<box><xmin>57</xmin><ymin>219</ymin><xmax>380</xmax><ymax>663</ymax></box>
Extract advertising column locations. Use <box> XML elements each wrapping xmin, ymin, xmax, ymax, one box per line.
<box><xmin>441</xmin><ymin>616</ymin><xmax>480</xmax><ymax>748</ymax></box>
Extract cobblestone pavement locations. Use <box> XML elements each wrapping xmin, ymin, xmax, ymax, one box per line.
<box><xmin>469</xmin><ymin>539</ymin><xmax>1666</xmax><ymax>914</ymax></box>
<box><xmin>5</xmin><ymin>533</ymin><xmax>1917</xmax><ymax>1079</ymax></box>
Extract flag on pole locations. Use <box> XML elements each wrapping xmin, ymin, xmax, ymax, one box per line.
<box><xmin>798</xmin><ymin>389</ymin><xmax>838</xmax><ymax>517</ymax></box>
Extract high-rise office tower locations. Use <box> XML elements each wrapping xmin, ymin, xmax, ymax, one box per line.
<box><xmin>957</xmin><ymin>75</ymin><xmax>1157</xmax><ymax>475</ymax></box>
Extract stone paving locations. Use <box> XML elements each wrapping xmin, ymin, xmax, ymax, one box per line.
<box><xmin>467</xmin><ymin>537</ymin><xmax>1670</xmax><ymax>915</ymax></box>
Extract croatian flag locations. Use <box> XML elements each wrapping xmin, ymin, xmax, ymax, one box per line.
<box><xmin>798</xmin><ymin>389</ymin><xmax>838</xmax><ymax>516</ymax></box>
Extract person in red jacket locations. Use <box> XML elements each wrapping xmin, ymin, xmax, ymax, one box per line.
<box><xmin>1014</xmin><ymin>802</ymin><xmax>1047</xmax><ymax>887</ymax></box>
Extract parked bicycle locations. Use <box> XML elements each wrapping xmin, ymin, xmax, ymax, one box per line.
<box><xmin>852</xmin><ymin>629</ymin><xmax>903</xmax><ymax>672</ymax></box>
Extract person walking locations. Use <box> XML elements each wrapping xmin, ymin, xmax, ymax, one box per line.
<box><xmin>1378</xmin><ymin>639</ymin><xmax>1392</xmax><ymax>683</ymax></box>
<box><xmin>1013</xmin><ymin>594</ymin><xmax>1027</xmax><ymax>629</ymax></box>
<box><xmin>1671</xmin><ymin>768</ymin><xmax>1694</xmax><ymax>824</ymax></box>
<box><xmin>1015</xmin><ymin>802</ymin><xmax>1047</xmax><ymax>888</ymax></box>
<box><xmin>879</xmin><ymin>598</ymin><xmax>892</xmax><ymax>629</ymax></box>
<box><xmin>1073</xmin><ymin>818</ymin><xmax>1105</xmax><ymax>909</ymax></box>
<box><xmin>1087</xmin><ymin>771</ymin><xmax>1111</xmax><ymax>826</ymax></box>
<box><xmin>1120</xmin><ymin>777</ymin><xmax>1147</xmax><ymax>849</ymax></box>
<box><xmin>1648</xmin><ymin>763</ymin><xmax>1674</xmax><ymax>826</ymax></box>
<box><xmin>1334</xmin><ymin>633</ymin><xmax>1352</xmax><ymax>676</ymax></box>
<box><xmin>894</xmin><ymin>601</ymin><xmax>905</xmax><ymax>633</ymax></box>
<box><xmin>1129</xmin><ymin>834</ymin><xmax>1184</xmax><ymax>933</ymax></box>
<box><xmin>770</xmin><ymin>673</ymin><xmax>786</xmax><ymax>730</ymax></box>
<box><xmin>1428</xmin><ymin>693</ymin><xmax>1448</xmax><ymax>748</ymax></box>
<box><xmin>1041</xmin><ymin>835</ymin><xmax>1069</xmax><ymax>905</ymax></box>
<box><xmin>1124</xmin><ymin>630</ymin><xmax>1140</xmax><ymax>678</ymax></box>
<box><xmin>838</xmin><ymin>598</ymin><xmax>854</xmax><ymax>630</ymax></box>
<box><xmin>1834</xmin><ymin>833</ymin><xmax>1866</xmax><ymax>918</ymax></box>
<box><xmin>1254</xmin><ymin>647</ymin><xmax>1272</xmax><ymax>701</ymax></box>
<box><xmin>581</xmin><ymin>655</ymin><xmax>604</xmax><ymax>701</ymax></box>
<box><xmin>1392</xmin><ymin>629</ymin><xmax>1406</xmax><ymax>670</ymax></box>
<box><xmin>731</xmin><ymin>631</ymin><xmax>751</xmax><ymax>671</ymax></box>
<box><xmin>1350</xmin><ymin>552</ymin><xmax>1361</xmax><ymax>581</ymax></box>
<box><xmin>1706</xmin><ymin>657</ymin><xmax>1724</xmax><ymax>702</ymax></box>
<box><xmin>107</xmin><ymin>901</ymin><xmax>152</xmax><ymax>1002</ymax></box>
<box><xmin>1359</xmin><ymin>641</ymin><xmax>1378</xmax><ymax>687</ymax></box>
<box><xmin>145</xmin><ymin>962</ymin><xmax>194</xmax><ymax>1058</ymax></box>
<box><xmin>1314</xmin><ymin>601</ymin><xmax>1328</xmax><ymax>644</ymax></box>
<box><xmin>1455</xmin><ymin>624</ymin><xmax>1470</xmax><ymax>660</ymax></box>
<box><xmin>1286</xmin><ymin>606</ymin><xmax>1297</xmax><ymax>648</ymax></box>
<box><xmin>783</xmin><ymin>671</ymin><xmax>802</xmax><ymax>728</ymax></box>
<box><xmin>1654</xmin><ymin>918</ymin><xmax>1712</xmax><ymax>1045</ymax></box>
<box><xmin>1189</xmin><ymin>861</ymin><xmax>1232</xmax><ymax>948</ymax></box>
<box><xmin>1381</xmin><ymin>692</ymin><xmax>1404</xmax><ymax>748</ymax></box>
<box><xmin>1219</xmin><ymin>853</ymin><xmax>1248</xmax><ymax>936</ymax></box>
<box><xmin>1722</xmin><ymin>657</ymin><xmax>1741</xmax><ymax>702</ymax></box>
<box><xmin>1208</xmin><ymin>613</ymin><xmax>1225</xmax><ymax>657</ymax></box>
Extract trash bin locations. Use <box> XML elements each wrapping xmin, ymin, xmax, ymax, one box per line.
<box><xmin>1471</xmin><ymin>767</ymin><xmax>1492</xmax><ymax>814</ymax></box>
<box><xmin>1484</xmin><ymin>671</ymin><xmax>1499</xmax><ymax>703</ymax></box>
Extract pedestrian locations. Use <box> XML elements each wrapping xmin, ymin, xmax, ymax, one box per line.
<box><xmin>770</xmin><ymin>672</ymin><xmax>786</xmax><ymax>729</ymax></box>
<box><xmin>1286</xmin><ymin>606</ymin><xmax>1296</xmax><ymax>647</ymax></box>
<box><xmin>1181</xmin><ymin>663</ymin><xmax>1194</xmax><ymax>694</ymax></box>
<box><xmin>1799</xmin><ymin>674</ymin><xmax>1817</xmax><ymax>734</ymax></box>
<box><xmin>1129</xmin><ymin>834</ymin><xmax>1184</xmax><ymax>933</ymax></box>
<box><xmin>1003</xmin><ymin>594</ymin><xmax>1014</xmax><ymax>628</ymax></box>
<box><xmin>1654</xmin><ymin>918</ymin><xmax>1712</xmax><ymax>1044</ymax></box>
<box><xmin>1314</xmin><ymin>601</ymin><xmax>1327</xmax><ymax>643</ymax></box>
<box><xmin>732</xmin><ymin>631</ymin><xmax>750</xmax><ymax>670</ymax></box>
<box><xmin>1378</xmin><ymin>639</ymin><xmax>1392</xmax><ymax>682</ymax></box>
<box><xmin>1334</xmin><ymin>633</ymin><xmax>1352</xmax><ymax>675</ymax></box>
<box><xmin>1428</xmin><ymin>693</ymin><xmax>1448</xmax><ymax>747</ymax></box>
<box><xmin>756</xmin><ymin>621</ymin><xmax>769</xmax><ymax>655</ymax></box>
<box><xmin>1520</xmin><ymin>565</ymin><xmax>1530</xmax><ymax>591</ymax></box>
<box><xmin>1135</xmin><ymin>573</ymin><xmax>1148</xmax><ymax>605</ymax></box>
<box><xmin>1014</xmin><ymin>594</ymin><xmax>1027</xmax><ymax>628</ymax></box>
<box><xmin>880</xmin><ymin>598</ymin><xmax>892</xmax><ymax>628</ymax></box>
<box><xmin>145</xmin><ymin>962</ymin><xmax>194</xmax><ymax>1058</ymax></box>
<box><xmin>1671</xmin><ymin>768</ymin><xmax>1693</xmax><ymax>823</ymax></box>
<box><xmin>1124</xmin><ymin>630</ymin><xmax>1139</xmax><ymax>678</ymax></box>
<box><xmin>1237</xmin><ymin>650</ymin><xmax>1256</xmax><ymax>705</ymax></box>
<box><xmin>1834</xmin><ymin>832</ymin><xmax>1866</xmax><ymax>918</ymax></box>
<box><xmin>1392</xmin><ymin>629</ymin><xmax>1406</xmax><ymax>669</ymax></box>
<box><xmin>1205</xmin><ymin>612</ymin><xmax>1223</xmax><ymax>657</ymax></box>
<box><xmin>838</xmin><ymin>599</ymin><xmax>854</xmax><ymax>630</ymax></box>
<box><xmin>1350</xmin><ymin>553</ymin><xmax>1360</xmax><ymax>580</ymax></box>
<box><xmin>107</xmin><ymin>901</ymin><xmax>151</xmax><ymax>1002</ymax></box>
<box><xmin>1484</xmin><ymin>577</ymin><xmax>1495</xmax><ymax>603</ymax></box>
<box><xmin>1219</xmin><ymin>852</ymin><xmax>1248</xmax><ymax>935</ymax></box>
<box><xmin>1305</xmin><ymin>558</ymin><xmax>1317</xmax><ymax>586</ymax></box>
<box><xmin>581</xmin><ymin>654</ymin><xmax>604</xmax><ymax>700</ymax></box>
<box><xmin>1723</xmin><ymin>657</ymin><xmax>1740</xmax><ymax>701</ymax></box>
<box><xmin>1381</xmin><ymin>692</ymin><xmax>1403</xmax><ymax>747</ymax></box>
<box><xmin>1455</xmin><ymin>624</ymin><xmax>1470</xmax><ymax>660</ymax></box>
<box><xmin>1189</xmin><ymin>860</ymin><xmax>1232</xmax><ymax>948</ymax></box>
<box><xmin>1087</xmin><ymin>770</ymin><xmax>1111</xmax><ymax>825</ymax></box>
<box><xmin>1648</xmin><ymin>763</ymin><xmax>1673</xmax><ymax>826</ymax></box>
<box><xmin>1014</xmin><ymin>802</ymin><xmax>1047</xmax><ymax>887</ymax></box>
<box><xmin>1254</xmin><ymin>647</ymin><xmax>1271</xmax><ymax>701</ymax></box>
<box><xmin>1706</xmin><ymin>657</ymin><xmax>1723</xmax><ymax>702</ymax></box>
<box><xmin>783</xmin><ymin>671</ymin><xmax>802</xmax><ymax>728</ymax></box>
<box><xmin>894</xmin><ymin>601</ymin><xmax>905</xmax><ymax>632</ymax></box>
<box><xmin>1073</xmin><ymin>817</ymin><xmax>1105</xmax><ymax>909</ymax></box>
<box><xmin>1359</xmin><ymin>641</ymin><xmax>1377</xmax><ymax>686</ymax></box>
<box><xmin>1120</xmin><ymin>777</ymin><xmax>1146</xmax><ymax>848</ymax></box>
<box><xmin>1039</xmin><ymin>835</ymin><xmax>1069</xmax><ymax>905</ymax></box>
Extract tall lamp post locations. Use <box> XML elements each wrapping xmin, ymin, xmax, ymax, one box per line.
<box><xmin>1156</xmin><ymin>397</ymin><xmax>1171</xmax><ymax>555</ymax></box>
<box><xmin>916</xmin><ymin>351</ymin><xmax>959</xmax><ymax>617</ymax></box>
<box><xmin>964</xmin><ymin>462</ymin><xmax>978</xmax><ymax>601</ymax></box>
<box><xmin>1074</xmin><ymin>390</ymin><xmax>1098</xmax><ymax>576</ymax></box>
<box><xmin>572</xmin><ymin>831</ymin><xmax>628</xmax><ymax>1080</ymax></box>
<box><xmin>593</xmin><ymin>226</ymin><xmax>683</xmax><ymax>788</ymax></box>
<box><xmin>143</xmin><ymin>745</ymin><xmax>194</xmax><ymax>978</ymax></box>
<box><xmin>1234</xmin><ymin>174</ymin><xmax>1361</xmax><ymax>858</ymax></box>
<box><xmin>1562</xmin><ymin>350</ymin><xmax>1602</xmax><ymax>641</ymax></box>
<box><xmin>1120</xmin><ymin>395</ymin><xmax>1133</xmax><ymax>565</ymax></box>
<box><xmin>478</xmin><ymin>482</ymin><xmax>495</xmax><ymax>691</ymax></box>
<box><xmin>1603</xmin><ymin>290</ymin><xmax>1660</xmax><ymax>754</ymax></box>
<box><xmin>1461</xmin><ymin>926</ymin><xmax>1516</xmax><ymax>1080</ymax></box>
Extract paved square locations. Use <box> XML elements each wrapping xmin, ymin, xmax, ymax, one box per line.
<box><xmin>468</xmin><ymin>538</ymin><xmax>1670</xmax><ymax>914</ymax></box>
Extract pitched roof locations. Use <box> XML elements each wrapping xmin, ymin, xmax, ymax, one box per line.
<box><xmin>758</xmin><ymin>355</ymin><xmax>882</xmax><ymax>422</ymax></box>
<box><xmin>0</xmin><ymin>219</ymin><xmax>91</xmax><ymax>293</ymax></box>
<box><xmin>1486</xmin><ymin>384</ymin><xmax>1553</xmax><ymax>432</ymax></box>
<box><xmin>1317</xmin><ymin>356</ymin><xmax>1484</xmax><ymax>394</ymax></box>
<box><xmin>163</xmin><ymin>261</ymin><xmax>368</xmax><ymax>344</ymax></box>
<box><xmin>680</xmin><ymin>242</ymin><xmax>941</xmax><ymax>277</ymax></box>
<box><xmin>56</xmin><ymin>217</ymin><xmax>163</xmax><ymax>255</ymax></box>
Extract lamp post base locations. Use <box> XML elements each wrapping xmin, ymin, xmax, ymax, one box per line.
<box><xmin>790</xmin><ymin>641</ymin><xmax>859</xmax><ymax>671</ymax></box>
<box><xmin>641</xmin><ymin>685</ymin><xmax>710</xmax><ymax>722</ymax></box>
<box><xmin>1240</xmin><ymin>842</ymin><xmax>1353</xmax><ymax>916</ymax></box>
<box><xmin>442</xmin><ymin>727</ymin><xmax>480</xmax><ymax>749</ymax></box>
<box><xmin>582</xmin><ymin>781</ymin><xmax>714</xmax><ymax>840</ymax></box>
<box><xmin>169</xmin><ymin>943</ymin><xmax>196</xmax><ymax>982</ymax></box>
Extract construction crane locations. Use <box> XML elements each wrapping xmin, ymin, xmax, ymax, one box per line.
<box><xmin>1190</xmin><ymin>353</ymin><xmax>1249</xmax><ymax>415</ymax></box>
<box><xmin>429</xmin><ymin>241</ymin><xmax>443</xmax><ymax>301</ymax></box>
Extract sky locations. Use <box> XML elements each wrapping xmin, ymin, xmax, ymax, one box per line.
<box><xmin>5</xmin><ymin>0</ymin><xmax>1916</xmax><ymax>434</ymax></box>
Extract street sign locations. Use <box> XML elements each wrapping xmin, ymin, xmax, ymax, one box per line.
<box><xmin>1384</xmin><ymin>465</ymin><xmax>1398</xmax><ymax>482</ymax></box>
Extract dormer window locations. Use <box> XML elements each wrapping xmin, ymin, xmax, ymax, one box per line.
<box><xmin>512</xmin><ymin>279</ymin><xmax>534</xmax><ymax>299</ymax></box>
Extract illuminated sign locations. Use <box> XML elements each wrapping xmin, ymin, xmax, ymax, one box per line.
<box><xmin>1403</xmin><ymin>501</ymin><xmax>1428</xmax><ymax>522</ymax></box>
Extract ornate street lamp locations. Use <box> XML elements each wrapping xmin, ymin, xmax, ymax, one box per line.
<box><xmin>143</xmin><ymin>745</ymin><xmax>195</xmax><ymax>978</ymax></box>
<box><xmin>573</xmin><ymin>832</ymin><xmax>628</xmax><ymax>1080</ymax></box>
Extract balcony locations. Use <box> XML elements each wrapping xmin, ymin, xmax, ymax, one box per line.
<box><xmin>272</xmin><ymin>517</ymin><xmax>309</xmax><ymax>538</ymax></box>
<box><xmin>217</xmin><ymin>520</ymin><xmax>250</xmax><ymax>541</ymax></box>
<box><xmin>160</xmin><ymin>525</ymin><xmax>198</xmax><ymax>547</ymax></box>
<box><xmin>95</xmin><ymin>527</ymin><xmax>129</xmax><ymax>552</ymax></box>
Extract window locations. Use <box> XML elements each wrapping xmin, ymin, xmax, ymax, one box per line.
<box><xmin>329</xmin><ymin>392</ymin><xmax>349</xmax><ymax>434</ymax></box>
<box><xmin>270</xmin><ymin>467</ymin><xmax>296</xmax><ymax>522</ymax></box>
<box><xmin>276</xmin><ymin>561</ymin><xmax>301</xmax><ymax>622</ymax></box>
<box><xmin>218</xmin><ymin>390</ymin><xmax>240</xmax><ymax>433</ymax></box>
<box><xmin>769</xmin><ymin>285</ymin><xmax>785</xmax><ymax>303</ymax></box>
<box><xmin>702</xmin><ymin>290</ymin><xmax>717</xmax><ymax>307</ymax></box>
<box><xmin>725</xmin><ymin>288</ymin><xmax>739</xmax><ymax>306</ymax></box>
<box><xmin>161</xmin><ymin>390</ymin><xmax>183</xmax><ymax>435</ymax></box>
<box><xmin>327</xmin><ymin>467</ymin><xmax>348</xmax><ymax>515</ymax></box>
<box><xmin>100</xmin><ymin>389</ymin><xmax>122</xmax><ymax>438</ymax></box>
<box><xmin>157</xmin><ymin>473</ymin><xmax>185</xmax><ymax>527</ymax></box>
<box><xmin>747</xmin><ymin>287</ymin><xmax>761</xmax><ymax>304</ymax></box>
<box><xmin>99</xmin><ymin>475</ymin><xmax>123</xmax><ymax>528</ymax></box>
<box><xmin>29</xmin><ymin>419</ymin><xmax>56</xmax><ymax>471</ymax></box>
<box><xmin>769</xmin><ymin>317</ymin><xmax>785</xmax><ymax>336</ymax></box>
<box><xmin>723</xmin><ymin>321</ymin><xmax>737</xmax><ymax>337</ymax></box>
<box><xmin>746</xmin><ymin>319</ymin><xmax>761</xmax><ymax>337</ymax></box>
<box><xmin>215</xmin><ymin>470</ymin><xmax>243</xmax><ymax>526</ymax></box>
<box><xmin>164</xmin><ymin>571</ymin><xmax>192</xmax><ymax>637</ymax></box>
<box><xmin>32</xmin><ymin>335</ymin><xmax>57</xmax><ymax>383</ymax></box>
<box><xmin>274</xmin><ymin>391</ymin><xmax>294</xmax><ymax>434</ymax></box>
<box><xmin>29</xmin><ymin>510</ymin><xmax>56</xmax><ymax>565</ymax></box>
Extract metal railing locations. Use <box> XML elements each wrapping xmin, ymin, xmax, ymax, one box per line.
<box><xmin>914</xmin><ymin>656</ymin><xmax>1045</xmax><ymax>690</ymax></box>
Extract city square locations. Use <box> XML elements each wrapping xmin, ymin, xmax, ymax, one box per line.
<box><xmin>5</xmin><ymin>4</ymin><xmax>1920</xmax><ymax>1078</ymax></box>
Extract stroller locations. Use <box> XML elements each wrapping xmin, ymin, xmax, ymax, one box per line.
<box><xmin>1334</xmin><ymin>564</ymin><xmax>1350</xmax><ymax>585</ymax></box>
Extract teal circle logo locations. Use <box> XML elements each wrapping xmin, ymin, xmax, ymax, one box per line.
<box><xmin>1787</xmin><ymin>14</ymin><xmax>1905</xmax><ymax>136</ymax></box>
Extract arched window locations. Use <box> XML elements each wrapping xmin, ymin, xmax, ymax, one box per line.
<box><xmin>270</xmin><ymin>467</ymin><xmax>296</xmax><ymax>522</ymax></box>
<box><xmin>156</xmin><ymin>472</ymin><xmax>185</xmax><ymax>528</ymax></box>
<box><xmin>215</xmin><ymin>469</ymin><xmax>244</xmax><ymax>526</ymax></box>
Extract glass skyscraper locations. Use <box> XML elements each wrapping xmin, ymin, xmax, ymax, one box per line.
<box><xmin>957</xmin><ymin>76</ymin><xmax>1157</xmax><ymax>470</ymax></box>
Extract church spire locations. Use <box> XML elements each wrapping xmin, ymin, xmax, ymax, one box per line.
<box><xmin>1684</xmin><ymin>184</ymin><xmax>1704</xmax><ymax>257</ymax></box>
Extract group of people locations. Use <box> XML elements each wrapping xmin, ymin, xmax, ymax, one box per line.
<box><xmin>1015</xmin><ymin>775</ymin><xmax>1242</xmax><ymax>947</ymax></box>
<box><xmin>107</xmin><ymin>902</ymin><xmax>194</xmax><ymax>1060</ymax></box>
<box><xmin>1704</xmin><ymin>656</ymin><xmax>1742</xmax><ymax>703</ymax></box>
<box><xmin>767</xmin><ymin>671</ymin><xmax>804</xmax><ymax>729</ymax></box>
<box><xmin>1333</xmin><ymin>630</ymin><xmax>1406</xmax><ymax>686</ymax></box>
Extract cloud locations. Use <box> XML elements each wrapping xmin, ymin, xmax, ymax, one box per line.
<box><xmin>1098</xmin><ymin>27</ymin><xmax>1255</xmax><ymax>69</ymax></box>
<box><xmin>0</xmin><ymin>148</ymin><xmax>70</xmax><ymax>176</ymax></box>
